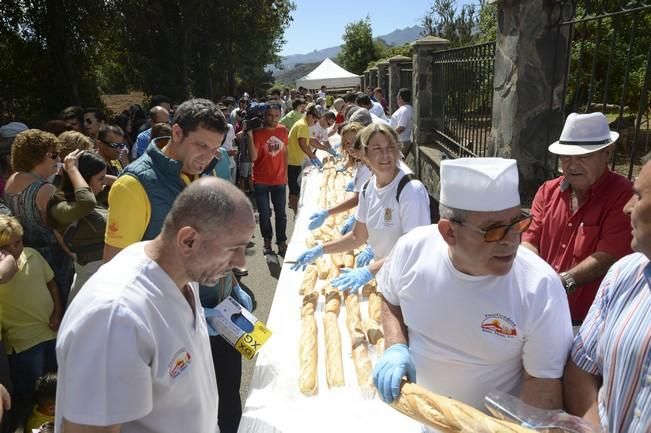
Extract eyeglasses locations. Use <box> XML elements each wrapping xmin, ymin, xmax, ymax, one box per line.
<box><xmin>47</xmin><ymin>151</ymin><xmax>59</xmax><ymax>160</ymax></box>
<box><xmin>451</xmin><ymin>214</ymin><xmax>532</xmax><ymax>242</ymax></box>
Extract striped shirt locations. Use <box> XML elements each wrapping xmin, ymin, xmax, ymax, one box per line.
<box><xmin>571</xmin><ymin>252</ymin><xmax>651</xmax><ymax>433</ymax></box>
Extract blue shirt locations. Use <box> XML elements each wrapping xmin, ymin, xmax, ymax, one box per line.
<box><xmin>204</xmin><ymin>148</ymin><xmax>231</xmax><ymax>181</ymax></box>
<box><xmin>135</xmin><ymin>128</ymin><xmax>152</xmax><ymax>158</ymax></box>
<box><xmin>572</xmin><ymin>252</ymin><xmax>651</xmax><ymax>433</ymax></box>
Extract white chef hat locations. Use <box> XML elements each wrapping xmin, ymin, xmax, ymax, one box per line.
<box><xmin>440</xmin><ymin>158</ymin><xmax>520</xmax><ymax>212</ymax></box>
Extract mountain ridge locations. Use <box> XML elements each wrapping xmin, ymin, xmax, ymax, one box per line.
<box><xmin>280</xmin><ymin>25</ymin><xmax>423</xmax><ymax>71</ymax></box>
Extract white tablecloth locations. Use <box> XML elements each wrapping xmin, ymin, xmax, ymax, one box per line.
<box><xmin>238</xmin><ymin>166</ymin><xmax>422</xmax><ymax>433</ymax></box>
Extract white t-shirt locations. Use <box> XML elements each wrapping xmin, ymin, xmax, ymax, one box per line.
<box><xmin>371</xmin><ymin>113</ymin><xmax>390</xmax><ymax>126</ymax></box>
<box><xmin>309</xmin><ymin>123</ymin><xmax>329</xmax><ymax>145</ymax></box>
<box><xmin>370</xmin><ymin>101</ymin><xmax>386</xmax><ymax>119</ymax></box>
<box><xmin>221</xmin><ymin>124</ymin><xmax>237</xmax><ymax>169</ymax></box>
<box><xmin>379</xmin><ymin>226</ymin><xmax>573</xmax><ymax>411</ymax></box>
<box><xmin>390</xmin><ymin>104</ymin><xmax>413</xmax><ymax>143</ymax></box>
<box><xmin>355</xmin><ymin>168</ymin><xmax>430</xmax><ymax>258</ymax></box>
<box><xmin>55</xmin><ymin>242</ymin><xmax>218</xmax><ymax>433</ymax></box>
<box><xmin>353</xmin><ymin>163</ymin><xmax>372</xmax><ymax>192</ymax></box>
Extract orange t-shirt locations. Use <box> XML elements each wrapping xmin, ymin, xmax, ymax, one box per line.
<box><xmin>252</xmin><ymin>126</ymin><xmax>288</xmax><ymax>185</ymax></box>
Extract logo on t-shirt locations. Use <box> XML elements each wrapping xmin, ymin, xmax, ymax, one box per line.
<box><xmin>265</xmin><ymin>135</ymin><xmax>285</xmax><ymax>156</ymax></box>
<box><xmin>481</xmin><ymin>313</ymin><xmax>517</xmax><ymax>338</ymax></box>
<box><xmin>169</xmin><ymin>348</ymin><xmax>192</xmax><ymax>378</ymax></box>
<box><xmin>383</xmin><ymin>208</ymin><xmax>393</xmax><ymax>224</ymax></box>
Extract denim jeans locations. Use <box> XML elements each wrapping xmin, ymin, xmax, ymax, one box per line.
<box><xmin>254</xmin><ymin>184</ymin><xmax>287</xmax><ymax>245</ymax></box>
<box><xmin>8</xmin><ymin>339</ymin><xmax>57</xmax><ymax>428</ymax></box>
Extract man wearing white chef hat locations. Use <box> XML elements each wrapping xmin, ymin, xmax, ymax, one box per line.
<box><xmin>374</xmin><ymin>157</ymin><xmax>573</xmax><ymax>417</ymax></box>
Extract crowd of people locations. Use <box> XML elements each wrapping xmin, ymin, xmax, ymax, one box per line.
<box><xmin>0</xmin><ymin>82</ymin><xmax>646</xmax><ymax>433</ymax></box>
<box><xmin>0</xmin><ymin>85</ymin><xmax>414</xmax><ymax>433</ymax></box>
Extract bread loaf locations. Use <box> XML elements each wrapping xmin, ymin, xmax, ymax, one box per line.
<box><xmin>362</xmin><ymin>279</ymin><xmax>377</xmax><ymax>297</ymax></box>
<box><xmin>331</xmin><ymin>253</ymin><xmax>344</xmax><ymax>268</ymax></box>
<box><xmin>323</xmin><ymin>312</ymin><xmax>345</xmax><ymax>388</ymax></box>
<box><xmin>316</xmin><ymin>257</ymin><xmax>331</xmax><ymax>279</ymax></box>
<box><xmin>351</xmin><ymin>339</ymin><xmax>374</xmax><ymax>390</ymax></box>
<box><xmin>343</xmin><ymin>251</ymin><xmax>355</xmax><ymax>268</ymax></box>
<box><xmin>324</xmin><ymin>286</ymin><xmax>341</xmax><ymax>315</ymax></box>
<box><xmin>298</xmin><ymin>314</ymin><xmax>318</xmax><ymax>396</ymax></box>
<box><xmin>344</xmin><ymin>293</ymin><xmax>367</xmax><ymax>346</ymax></box>
<box><xmin>363</xmin><ymin>317</ymin><xmax>384</xmax><ymax>345</ymax></box>
<box><xmin>368</xmin><ymin>291</ymin><xmax>382</xmax><ymax>322</ymax></box>
<box><xmin>299</xmin><ymin>265</ymin><xmax>318</xmax><ymax>295</ymax></box>
<box><xmin>390</xmin><ymin>382</ymin><xmax>536</xmax><ymax>433</ymax></box>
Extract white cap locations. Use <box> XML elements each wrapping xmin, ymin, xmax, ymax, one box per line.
<box><xmin>440</xmin><ymin>158</ymin><xmax>520</xmax><ymax>212</ymax></box>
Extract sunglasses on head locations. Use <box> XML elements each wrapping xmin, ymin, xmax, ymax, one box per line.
<box><xmin>451</xmin><ymin>214</ymin><xmax>532</xmax><ymax>242</ymax></box>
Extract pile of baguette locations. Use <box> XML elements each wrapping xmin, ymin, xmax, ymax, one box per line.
<box><xmin>297</xmin><ymin>158</ymin><xmax>384</xmax><ymax>396</ymax></box>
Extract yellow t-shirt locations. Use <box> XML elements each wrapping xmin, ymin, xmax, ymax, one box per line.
<box><xmin>105</xmin><ymin>173</ymin><xmax>194</xmax><ymax>249</ymax></box>
<box><xmin>0</xmin><ymin>248</ymin><xmax>56</xmax><ymax>354</ymax></box>
<box><xmin>26</xmin><ymin>405</ymin><xmax>54</xmax><ymax>432</ymax></box>
<box><xmin>287</xmin><ymin>118</ymin><xmax>310</xmax><ymax>166</ymax></box>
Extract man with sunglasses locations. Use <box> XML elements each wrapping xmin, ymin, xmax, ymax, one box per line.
<box><xmin>97</xmin><ymin>125</ymin><xmax>128</xmax><ymax>176</ymax></box>
<box><xmin>373</xmin><ymin>158</ymin><xmax>572</xmax><ymax>420</ymax></box>
<box><xmin>522</xmin><ymin>112</ymin><xmax>632</xmax><ymax>327</ymax></box>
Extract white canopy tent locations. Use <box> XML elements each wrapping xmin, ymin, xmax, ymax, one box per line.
<box><xmin>295</xmin><ymin>58</ymin><xmax>360</xmax><ymax>90</ymax></box>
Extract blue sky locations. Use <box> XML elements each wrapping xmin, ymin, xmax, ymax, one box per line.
<box><xmin>281</xmin><ymin>0</ymin><xmax>439</xmax><ymax>56</ymax></box>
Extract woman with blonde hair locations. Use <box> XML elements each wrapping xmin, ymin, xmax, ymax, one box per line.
<box><xmin>4</xmin><ymin>130</ymin><xmax>74</xmax><ymax>301</ymax></box>
<box><xmin>292</xmin><ymin>123</ymin><xmax>431</xmax><ymax>292</ymax></box>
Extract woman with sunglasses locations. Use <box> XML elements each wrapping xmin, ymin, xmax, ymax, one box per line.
<box><xmin>46</xmin><ymin>150</ymin><xmax>108</xmax><ymax>305</ymax></box>
<box><xmin>4</xmin><ymin>129</ymin><xmax>74</xmax><ymax>301</ymax></box>
<box><xmin>292</xmin><ymin>123</ymin><xmax>431</xmax><ymax>293</ymax></box>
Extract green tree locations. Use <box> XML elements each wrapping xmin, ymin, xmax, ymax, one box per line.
<box><xmin>421</xmin><ymin>0</ymin><xmax>496</xmax><ymax>47</ymax></box>
<box><xmin>336</xmin><ymin>17</ymin><xmax>381</xmax><ymax>75</ymax></box>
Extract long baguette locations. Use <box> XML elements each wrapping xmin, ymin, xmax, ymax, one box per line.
<box><xmin>299</xmin><ymin>265</ymin><xmax>318</xmax><ymax>295</ymax></box>
<box><xmin>323</xmin><ymin>312</ymin><xmax>345</xmax><ymax>388</ymax></box>
<box><xmin>298</xmin><ymin>314</ymin><xmax>318</xmax><ymax>396</ymax></box>
<box><xmin>390</xmin><ymin>382</ymin><xmax>536</xmax><ymax>433</ymax></box>
<box><xmin>368</xmin><ymin>291</ymin><xmax>382</xmax><ymax>322</ymax></box>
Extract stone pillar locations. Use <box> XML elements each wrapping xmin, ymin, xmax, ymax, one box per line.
<box><xmin>369</xmin><ymin>67</ymin><xmax>378</xmax><ymax>90</ymax></box>
<box><xmin>376</xmin><ymin>60</ymin><xmax>389</xmax><ymax>101</ymax></box>
<box><xmin>490</xmin><ymin>0</ymin><xmax>570</xmax><ymax>201</ymax></box>
<box><xmin>388</xmin><ymin>55</ymin><xmax>410</xmax><ymax>114</ymax></box>
<box><xmin>411</xmin><ymin>36</ymin><xmax>450</xmax><ymax>176</ymax></box>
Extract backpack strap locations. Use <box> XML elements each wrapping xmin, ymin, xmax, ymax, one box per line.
<box><xmin>396</xmin><ymin>174</ymin><xmax>417</xmax><ymax>203</ymax></box>
<box><xmin>362</xmin><ymin>179</ymin><xmax>371</xmax><ymax>199</ymax></box>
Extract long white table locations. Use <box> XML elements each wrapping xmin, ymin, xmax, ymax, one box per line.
<box><xmin>237</xmin><ymin>166</ymin><xmax>422</xmax><ymax>433</ymax></box>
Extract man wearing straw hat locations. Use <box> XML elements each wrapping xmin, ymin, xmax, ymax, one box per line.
<box><xmin>522</xmin><ymin>112</ymin><xmax>632</xmax><ymax>326</ymax></box>
<box><xmin>373</xmin><ymin>158</ymin><xmax>572</xmax><ymax>416</ymax></box>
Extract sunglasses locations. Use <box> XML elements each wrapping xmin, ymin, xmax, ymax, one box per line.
<box><xmin>102</xmin><ymin>141</ymin><xmax>125</xmax><ymax>149</ymax></box>
<box><xmin>47</xmin><ymin>151</ymin><xmax>60</xmax><ymax>160</ymax></box>
<box><xmin>451</xmin><ymin>214</ymin><xmax>532</xmax><ymax>242</ymax></box>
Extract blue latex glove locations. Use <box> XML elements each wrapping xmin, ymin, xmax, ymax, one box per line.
<box><xmin>325</xmin><ymin>147</ymin><xmax>339</xmax><ymax>157</ymax></box>
<box><xmin>330</xmin><ymin>266</ymin><xmax>373</xmax><ymax>293</ymax></box>
<box><xmin>335</xmin><ymin>166</ymin><xmax>346</xmax><ymax>173</ymax></box>
<box><xmin>203</xmin><ymin>307</ymin><xmax>220</xmax><ymax>336</ymax></box>
<box><xmin>345</xmin><ymin>180</ymin><xmax>355</xmax><ymax>192</ymax></box>
<box><xmin>231</xmin><ymin>284</ymin><xmax>253</xmax><ymax>312</ymax></box>
<box><xmin>310</xmin><ymin>157</ymin><xmax>323</xmax><ymax>169</ymax></box>
<box><xmin>308</xmin><ymin>210</ymin><xmax>329</xmax><ymax>230</ymax></box>
<box><xmin>290</xmin><ymin>245</ymin><xmax>324</xmax><ymax>271</ymax></box>
<box><xmin>373</xmin><ymin>343</ymin><xmax>417</xmax><ymax>403</ymax></box>
<box><xmin>356</xmin><ymin>245</ymin><xmax>374</xmax><ymax>267</ymax></box>
<box><xmin>340</xmin><ymin>215</ymin><xmax>355</xmax><ymax>235</ymax></box>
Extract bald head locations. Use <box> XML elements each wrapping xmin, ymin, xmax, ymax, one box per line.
<box><xmin>150</xmin><ymin>106</ymin><xmax>170</xmax><ymax>124</ymax></box>
<box><xmin>162</xmin><ymin>177</ymin><xmax>254</xmax><ymax>238</ymax></box>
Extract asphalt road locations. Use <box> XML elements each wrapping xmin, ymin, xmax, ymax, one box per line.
<box><xmin>237</xmin><ymin>203</ymin><xmax>297</xmax><ymax>404</ymax></box>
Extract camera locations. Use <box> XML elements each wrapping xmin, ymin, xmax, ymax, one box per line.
<box><xmin>244</xmin><ymin>103</ymin><xmax>268</xmax><ymax>131</ymax></box>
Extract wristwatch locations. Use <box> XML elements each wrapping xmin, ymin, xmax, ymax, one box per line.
<box><xmin>559</xmin><ymin>271</ymin><xmax>577</xmax><ymax>294</ymax></box>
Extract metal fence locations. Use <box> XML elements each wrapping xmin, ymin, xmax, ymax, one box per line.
<box><xmin>431</xmin><ymin>42</ymin><xmax>495</xmax><ymax>157</ymax></box>
<box><xmin>545</xmin><ymin>0</ymin><xmax>651</xmax><ymax>179</ymax></box>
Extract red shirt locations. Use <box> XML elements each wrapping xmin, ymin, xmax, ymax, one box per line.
<box><xmin>252</xmin><ymin>125</ymin><xmax>288</xmax><ymax>185</ymax></box>
<box><xmin>522</xmin><ymin>169</ymin><xmax>633</xmax><ymax>321</ymax></box>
